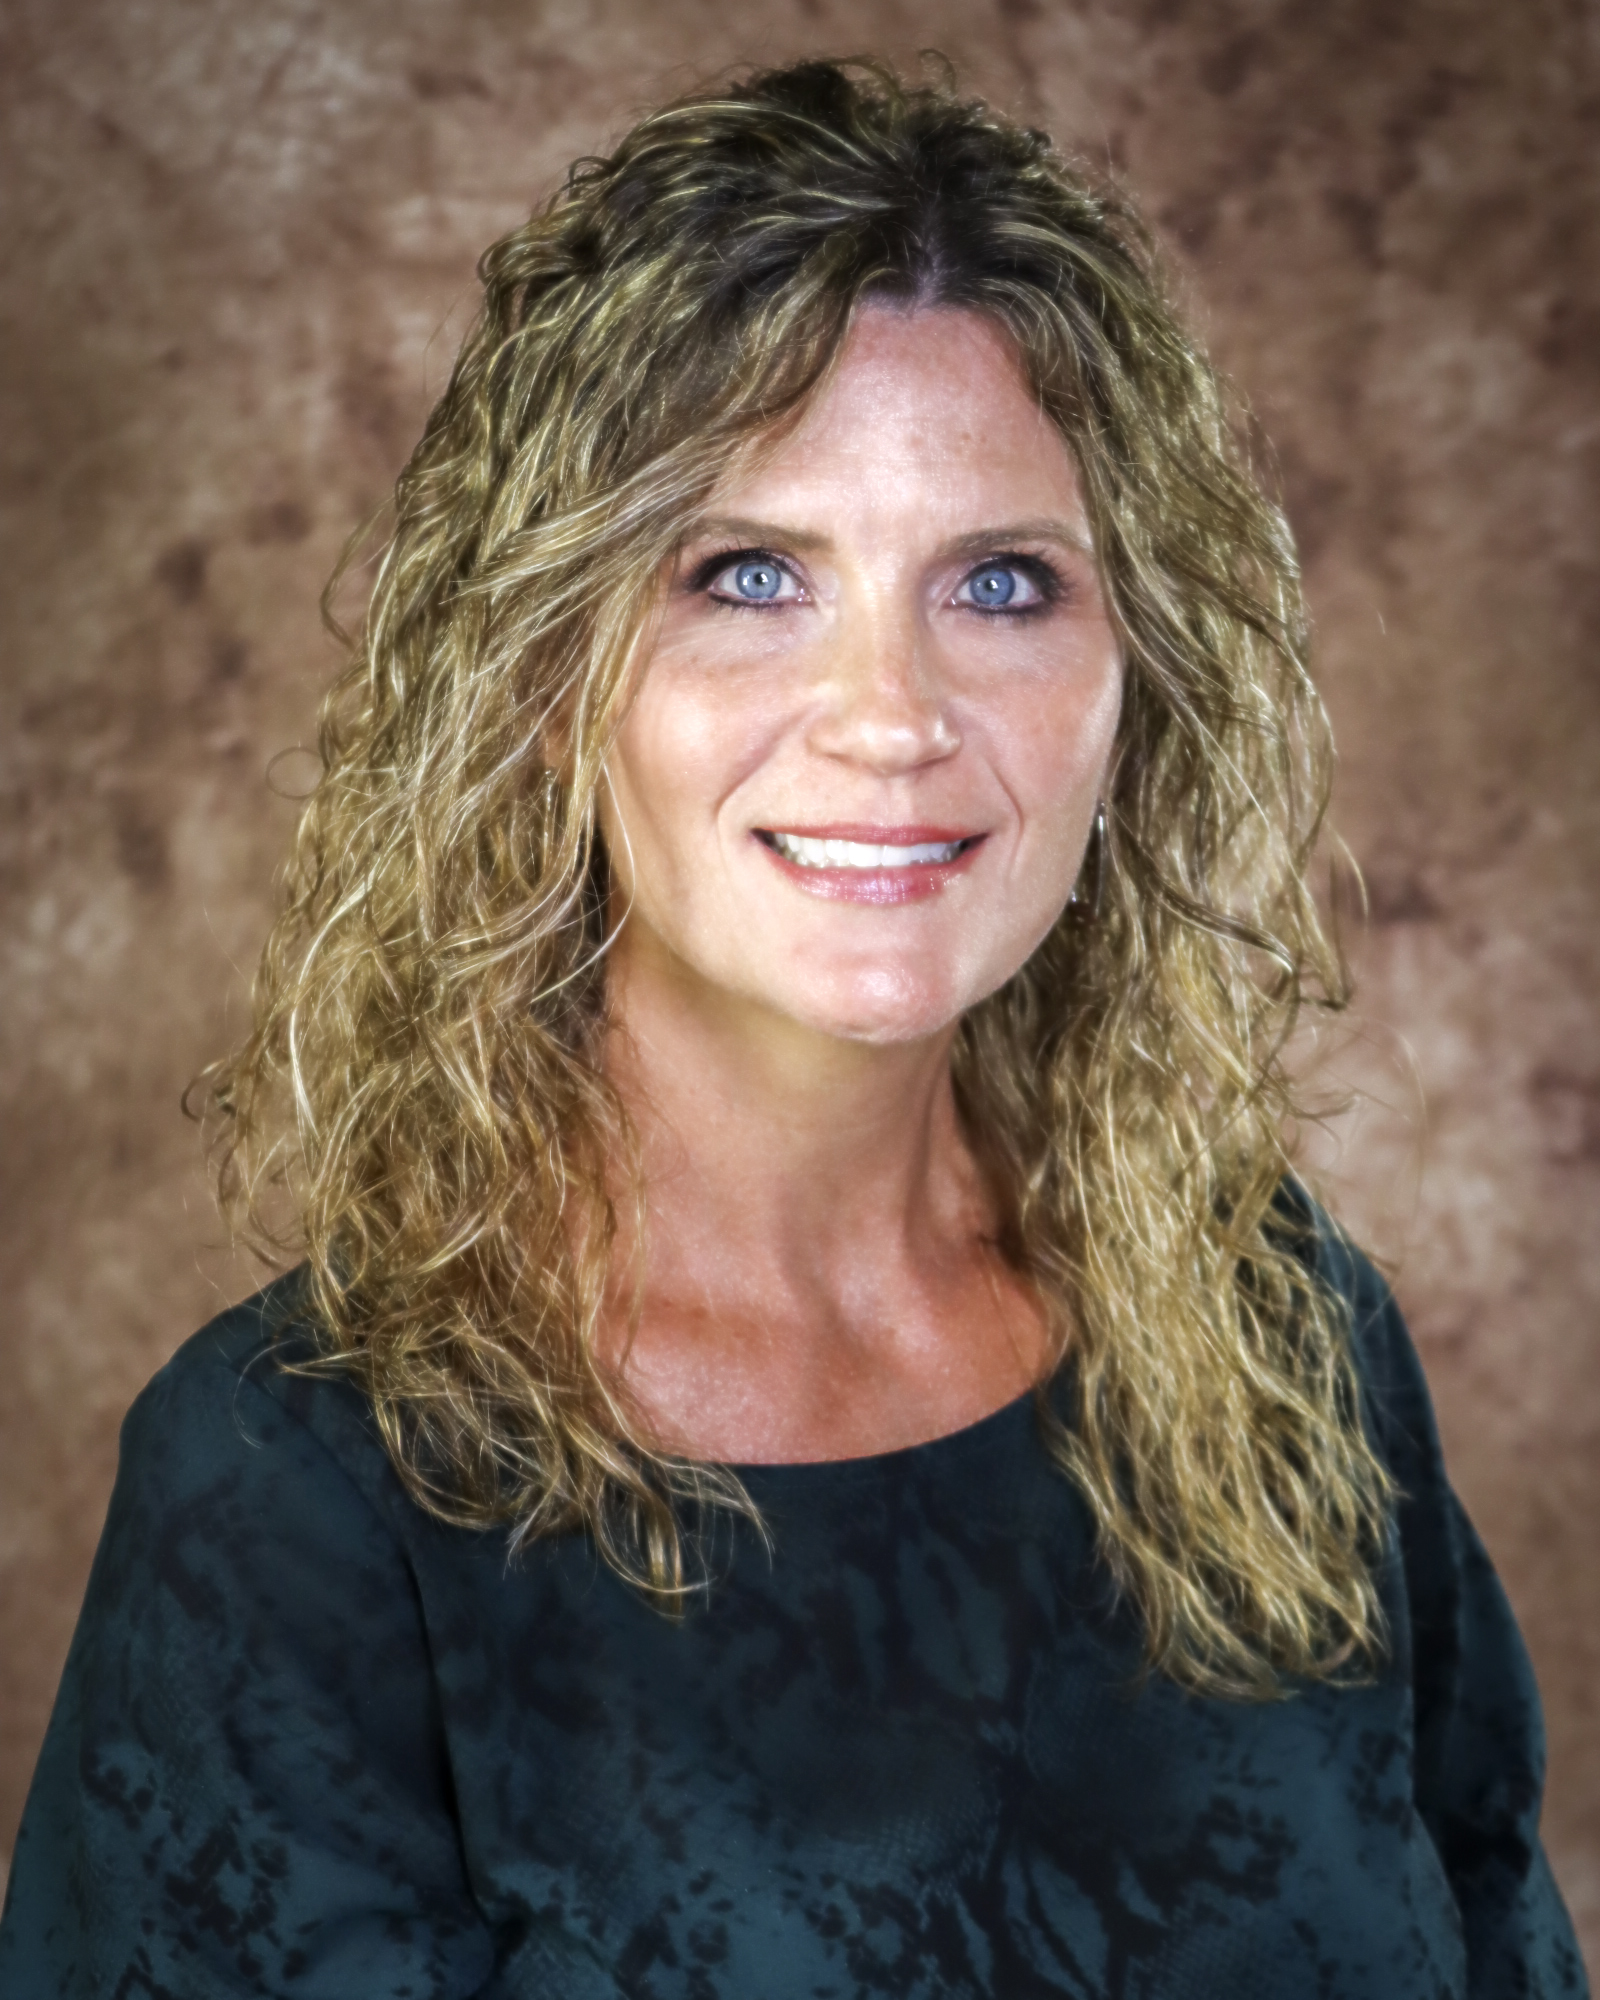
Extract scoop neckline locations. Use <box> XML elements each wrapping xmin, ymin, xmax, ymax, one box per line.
<box><xmin>723</xmin><ymin>1379</ymin><xmax>1040</xmax><ymax>1482</ymax></box>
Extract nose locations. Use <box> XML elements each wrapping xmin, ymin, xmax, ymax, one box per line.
<box><xmin>805</xmin><ymin>605</ymin><xmax>961</xmax><ymax>775</ymax></box>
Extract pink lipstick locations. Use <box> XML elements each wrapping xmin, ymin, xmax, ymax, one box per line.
<box><xmin>753</xmin><ymin>824</ymin><xmax>985</xmax><ymax>904</ymax></box>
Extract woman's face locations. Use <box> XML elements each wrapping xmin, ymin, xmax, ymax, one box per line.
<box><xmin>602</xmin><ymin>306</ymin><xmax>1123</xmax><ymax>1046</ymax></box>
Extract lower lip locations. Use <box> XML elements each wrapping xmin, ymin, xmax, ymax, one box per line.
<box><xmin>754</xmin><ymin>835</ymin><xmax>985</xmax><ymax>904</ymax></box>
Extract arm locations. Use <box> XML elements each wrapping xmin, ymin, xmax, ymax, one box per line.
<box><xmin>1334</xmin><ymin>1234</ymin><xmax>1588</xmax><ymax>1997</ymax></box>
<box><xmin>0</xmin><ymin>1320</ymin><xmax>495</xmax><ymax>1999</ymax></box>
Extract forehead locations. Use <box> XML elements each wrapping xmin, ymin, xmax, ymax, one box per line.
<box><xmin>703</xmin><ymin>305</ymin><xmax>1088</xmax><ymax>534</ymax></box>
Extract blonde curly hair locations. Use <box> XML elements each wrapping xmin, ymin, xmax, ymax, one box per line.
<box><xmin>203</xmin><ymin>56</ymin><xmax>1391</xmax><ymax>1697</ymax></box>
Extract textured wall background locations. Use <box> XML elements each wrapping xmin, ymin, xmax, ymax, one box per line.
<box><xmin>2</xmin><ymin>0</ymin><xmax>1596</xmax><ymax>1954</ymax></box>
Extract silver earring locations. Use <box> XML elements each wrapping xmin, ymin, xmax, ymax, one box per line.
<box><xmin>1069</xmin><ymin>801</ymin><xmax>1106</xmax><ymax>912</ymax></box>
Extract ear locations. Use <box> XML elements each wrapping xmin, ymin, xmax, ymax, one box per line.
<box><xmin>536</xmin><ymin>694</ymin><xmax>577</xmax><ymax>786</ymax></box>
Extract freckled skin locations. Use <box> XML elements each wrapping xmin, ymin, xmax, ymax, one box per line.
<box><xmin>4</xmin><ymin>1252</ymin><xmax>1579</xmax><ymax>1997</ymax></box>
<box><xmin>597</xmin><ymin>309</ymin><xmax>1123</xmax><ymax>1466</ymax></box>
<box><xmin>3</xmin><ymin>330</ymin><xmax>1578</xmax><ymax>2000</ymax></box>
<box><xmin>605</xmin><ymin>306</ymin><xmax>1122</xmax><ymax>1047</ymax></box>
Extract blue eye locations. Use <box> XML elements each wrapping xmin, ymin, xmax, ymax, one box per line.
<box><xmin>733</xmin><ymin>559</ymin><xmax>783</xmax><ymax>601</ymax></box>
<box><xmin>968</xmin><ymin>563</ymin><xmax>1017</xmax><ymax>608</ymax></box>
<box><xmin>695</xmin><ymin>549</ymin><xmax>802</xmax><ymax>609</ymax></box>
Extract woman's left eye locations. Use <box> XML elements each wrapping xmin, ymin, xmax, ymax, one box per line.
<box><xmin>955</xmin><ymin>561</ymin><xmax>1048</xmax><ymax>613</ymax></box>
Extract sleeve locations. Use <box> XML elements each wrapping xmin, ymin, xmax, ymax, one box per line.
<box><xmin>0</xmin><ymin>1341</ymin><xmax>497</xmax><ymax>1999</ymax></box>
<box><xmin>1337</xmin><ymin>1237</ymin><xmax>1589</xmax><ymax>1999</ymax></box>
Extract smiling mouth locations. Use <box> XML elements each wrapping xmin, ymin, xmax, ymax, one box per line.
<box><xmin>757</xmin><ymin>830</ymin><xmax>981</xmax><ymax>869</ymax></box>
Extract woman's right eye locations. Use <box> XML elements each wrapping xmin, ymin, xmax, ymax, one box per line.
<box><xmin>704</xmin><ymin>553</ymin><xmax>802</xmax><ymax>606</ymax></box>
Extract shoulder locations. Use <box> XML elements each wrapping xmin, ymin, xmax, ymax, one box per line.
<box><xmin>144</xmin><ymin>1264</ymin><xmax>339</xmax><ymax>1398</ymax></box>
<box><xmin>1270</xmin><ymin>1178</ymin><xmax>1444</xmax><ymax>1487</ymax></box>
<box><xmin>116</xmin><ymin>1268</ymin><xmax>418</xmax><ymax>1544</ymax></box>
<box><xmin>1</xmin><ymin>1280</ymin><xmax>496</xmax><ymax>1994</ymax></box>
<box><xmin>71</xmin><ymin>1273</ymin><xmax>454</xmax><ymax>1736</ymax></box>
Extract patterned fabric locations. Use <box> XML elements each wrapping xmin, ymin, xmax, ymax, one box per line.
<box><xmin>0</xmin><ymin>1211</ymin><xmax>1586</xmax><ymax>1998</ymax></box>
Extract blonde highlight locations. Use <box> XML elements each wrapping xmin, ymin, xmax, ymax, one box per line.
<box><xmin>203</xmin><ymin>57</ymin><xmax>1391</xmax><ymax>1693</ymax></box>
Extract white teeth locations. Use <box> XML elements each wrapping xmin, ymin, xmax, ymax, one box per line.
<box><xmin>769</xmin><ymin>832</ymin><xmax>965</xmax><ymax>869</ymax></box>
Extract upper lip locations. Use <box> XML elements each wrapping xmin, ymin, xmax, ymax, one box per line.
<box><xmin>755</xmin><ymin>823</ymin><xmax>982</xmax><ymax>843</ymax></box>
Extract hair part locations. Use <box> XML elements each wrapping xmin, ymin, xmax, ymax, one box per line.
<box><xmin>203</xmin><ymin>55</ymin><xmax>1391</xmax><ymax>1698</ymax></box>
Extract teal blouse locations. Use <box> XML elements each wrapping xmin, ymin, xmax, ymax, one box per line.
<box><xmin>0</xmin><ymin>1205</ymin><xmax>1586</xmax><ymax>1997</ymax></box>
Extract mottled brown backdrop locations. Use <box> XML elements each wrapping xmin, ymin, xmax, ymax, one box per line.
<box><xmin>2</xmin><ymin>0</ymin><xmax>1596</xmax><ymax>1955</ymax></box>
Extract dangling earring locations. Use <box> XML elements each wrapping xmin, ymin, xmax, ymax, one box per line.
<box><xmin>1069</xmin><ymin>800</ymin><xmax>1107</xmax><ymax>914</ymax></box>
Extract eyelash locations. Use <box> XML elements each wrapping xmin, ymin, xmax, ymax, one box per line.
<box><xmin>687</xmin><ymin>546</ymin><xmax>793</xmax><ymax>606</ymax></box>
<box><xmin>956</xmin><ymin>555</ymin><xmax>1064</xmax><ymax>618</ymax></box>
<box><xmin>683</xmin><ymin>545</ymin><xmax>1067</xmax><ymax>614</ymax></box>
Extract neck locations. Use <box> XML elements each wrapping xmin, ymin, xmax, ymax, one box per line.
<box><xmin>602</xmin><ymin>931</ymin><xmax>988</xmax><ymax>1299</ymax></box>
<box><xmin>593</xmin><ymin>922</ymin><xmax>1050</xmax><ymax>1462</ymax></box>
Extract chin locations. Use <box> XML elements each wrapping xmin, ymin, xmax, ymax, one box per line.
<box><xmin>780</xmin><ymin>966</ymin><xmax>977</xmax><ymax>1045</ymax></box>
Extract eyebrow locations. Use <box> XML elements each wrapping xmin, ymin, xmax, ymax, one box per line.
<box><xmin>681</xmin><ymin>515</ymin><xmax>1096</xmax><ymax>561</ymax></box>
<box><xmin>940</xmin><ymin>519</ymin><xmax>1096</xmax><ymax>561</ymax></box>
<box><xmin>683</xmin><ymin>516</ymin><xmax>833</xmax><ymax>556</ymax></box>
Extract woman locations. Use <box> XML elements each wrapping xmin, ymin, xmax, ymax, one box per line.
<box><xmin>0</xmin><ymin>57</ymin><xmax>1584</xmax><ymax>1999</ymax></box>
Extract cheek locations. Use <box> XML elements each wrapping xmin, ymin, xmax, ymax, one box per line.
<box><xmin>607</xmin><ymin>666</ymin><xmax>773</xmax><ymax>890</ymax></box>
<box><xmin>990</xmin><ymin>654</ymin><xmax>1122</xmax><ymax>856</ymax></box>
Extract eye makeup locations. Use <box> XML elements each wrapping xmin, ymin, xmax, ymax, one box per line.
<box><xmin>680</xmin><ymin>542</ymin><xmax>1072</xmax><ymax>616</ymax></box>
<box><xmin>950</xmin><ymin>552</ymin><xmax>1066</xmax><ymax>618</ymax></box>
<box><xmin>684</xmin><ymin>545</ymin><xmax>804</xmax><ymax>607</ymax></box>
